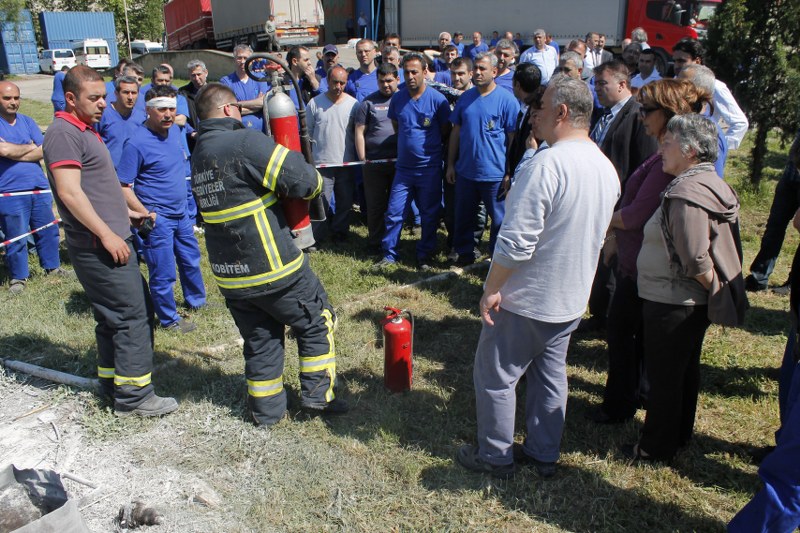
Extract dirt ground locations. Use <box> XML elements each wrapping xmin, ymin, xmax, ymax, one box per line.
<box><xmin>0</xmin><ymin>373</ymin><xmax>231</xmax><ymax>532</ymax></box>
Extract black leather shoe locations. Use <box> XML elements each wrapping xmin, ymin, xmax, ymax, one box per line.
<box><xmin>301</xmin><ymin>397</ymin><xmax>349</xmax><ymax>415</ymax></box>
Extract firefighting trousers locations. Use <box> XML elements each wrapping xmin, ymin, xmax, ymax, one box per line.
<box><xmin>68</xmin><ymin>240</ymin><xmax>156</xmax><ymax>408</ymax></box>
<box><xmin>225</xmin><ymin>266</ymin><xmax>337</xmax><ymax>426</ymax></box>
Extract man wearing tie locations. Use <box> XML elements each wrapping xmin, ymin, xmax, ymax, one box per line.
<box><xmin>584</xmin><ymin>59</ymin><xmax>657</xmax><ymax>333</ymax></box>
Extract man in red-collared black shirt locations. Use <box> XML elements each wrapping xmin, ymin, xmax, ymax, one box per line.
<box><xmin>42</xmin><ymin>65</ymin><xmax>178</xmax><ymax>418</ymax></box>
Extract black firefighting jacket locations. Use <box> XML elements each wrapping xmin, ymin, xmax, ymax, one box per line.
<box><xmin>191</xmin><ymin>117</ymin><xmax>322</xmax><ymax>299</ymax></box>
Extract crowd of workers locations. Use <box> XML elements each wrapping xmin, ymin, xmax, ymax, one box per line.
<box><xmin>0</xmin><ymin>24</ymin><xmax>798</xmax><ymax>531</ymax></box>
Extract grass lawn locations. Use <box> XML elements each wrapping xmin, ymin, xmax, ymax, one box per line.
<box><xmin>0</xmin><ymin>117</ymin><xmax>795</xmax><ymax>530</ymax></box>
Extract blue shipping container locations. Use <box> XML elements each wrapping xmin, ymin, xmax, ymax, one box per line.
<box><xmin>39</xmin><ymin>11</ymin><xmax>120</xmax><ymax>67</ymax></box>
<box><xmin>0</xmin><ymin>10</ymin><xmax>39</xmax><ymax>75</ymax></box>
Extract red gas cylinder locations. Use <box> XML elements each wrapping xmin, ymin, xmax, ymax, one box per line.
<box><xmin>267</xmin><ymin>91</ymin><xmax>314</xmax><ymax>249</ymax></box>
<box><xmin>381</xmin><ymin>307</ymin><xmax>413</xmax><ymax>392</ymax></box>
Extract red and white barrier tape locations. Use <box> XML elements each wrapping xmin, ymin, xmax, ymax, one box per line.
<box><xmin>0</xmin><ymin>189</ymin><xmax>52</xmax><ymax>197</ymax></box>
<box><xmin>0</xmin><ymin>219</ymin><xmax>61</xmax><ymax>249</ymax></box>
<box><xmin>315</xmin><ymin>158</ymin><xmax>397</xmax><ymax>169</ymax></box>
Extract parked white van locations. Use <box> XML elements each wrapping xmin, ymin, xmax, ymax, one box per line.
<box><xmin>38</xmin><ymin>49</ymin><xmax>76</xmax><ymax>74</ymax></box>
<box><xmin>72</xmin><ymin>39</ymin><xmax>111</xmax><ymax>70</ymax></box>
<box><xmin>130</xmin><ymin>40</ymin><xmax>164</xmax><ymax>57</ymax></box>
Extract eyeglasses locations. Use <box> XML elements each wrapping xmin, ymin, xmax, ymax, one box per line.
<box><xmin>217</xmin><ymin>102</ymin><xmax>243</xmax><ymax>110</ymax></box>
<box><xmin>639</xmin><ymin>106</ymin><xmax>660</xmax><ymax>117</ymax></box>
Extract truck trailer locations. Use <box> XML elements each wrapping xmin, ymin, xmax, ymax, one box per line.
<box><xmin>164</xmin><ymin>0</ymin><xmax>215</xmax><ymax>50</ymax></box>
<box><xmin>210</xmin><ymin>0</ymin><xmax>324</xmax><ymax>51</ymax></box>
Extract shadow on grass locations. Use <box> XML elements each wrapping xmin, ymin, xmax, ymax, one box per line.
<box><xmin>418</xmin><ymin>461</ymin><xmax>728</xmax><ymax>532</ymax></box>
<box><xmin>64</xmin><ymin>290</ymin><xmax>92</xmax><ymax>315</ymax></box>
<box><xmin>741</xmin><ymin>305</ymin><xmax>790</xmax><ymax>337</ymax></box>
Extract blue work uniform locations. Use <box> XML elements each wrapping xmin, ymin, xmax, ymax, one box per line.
<box><xmin>97</xmin><ymin>105</ymin><xmax>144</xmax><ymax>170</ymax></box>
<box><xmin>117</xmin><ymin>123</ymin><xmax>206</xmax><ymax>326</ymax></box>
<box><xmin>347</xmin><ymin>68</ymin><xmax>378</xmax><ymax>102</ymax></box>
<box><xmin>450</xmin><ymin>86</ymin><xmax>519</xmax><ymax>258</ymax></box>
<box><xmin>51</xmin><ymin>71</ymin><xmax>67</xmax><ymax>113</ymax></box>
<box><xmin>0</xmin><ymin>114</ymin><xmax>60</xmax><ymax>279</ymax></box>
<box><xmin>494</xmin><ymin>70</ymin><xmax>515</xmax><ymax>94</ymax></box>
<box><xmin>465</xmin><ymin>42</ymin><xmax>489</xmax><ymax>60</ymax></box>
<box><xmin>454</xmin><ymin>42</ymin><xmax>465</xmax><ymax>56</ymax></box>
<box><xmin>219</xmin><ymin>73</ymin><xmax>271</xmax><ymax>131</ymax></box>
<box><xmin>381</xmin><ymin>86</ymin><xmax>450</xmax><ymax>263</ymax></box>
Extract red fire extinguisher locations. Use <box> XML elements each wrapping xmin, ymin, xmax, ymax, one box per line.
<box><xmin>265</xmin><ymin>90</ymin><xmax>316</xmax><ymax>250</ymax></box>
<box><xmin>381</xmin><ymin>307</ymin><xmax>413</xmax><ymax>392</ymax></box>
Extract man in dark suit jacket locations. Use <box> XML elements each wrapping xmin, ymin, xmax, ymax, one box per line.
<box><xmin>583</xmin><ymin>59</ymin><xmax>657</xmax><ymax>332</ymax></box>
<box><xmin>592</xmin><ymin>59</ymin><xmax>657</xmax><ymax>187</ymax></box>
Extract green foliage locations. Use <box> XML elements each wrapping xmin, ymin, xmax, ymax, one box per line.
<box><xmin>706</xmin><ymin>0</ymin><xmax>800</xmax><ymax>186</ymax></box>
<box><xmin>102</xmin><ymin>0</ymin><xmax>165</xmax><ymax>54</ymax></box>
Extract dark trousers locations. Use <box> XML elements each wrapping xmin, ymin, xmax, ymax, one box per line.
<box><xmin>225</xmin><ymin>266</ymin><xmax>337</xmax><ymax>426</ymax></box>
<box><xmin>362</xmin><ymin>161</ymin><xmax>395</xmax><ymax>247</ymax></box>
<box><xmin>748</xmin><ymin>162</ymin><xmax>800</xmax><ymax>288</ymax></box>
<box><xmin>68</xmin><ymin>240</ymin><xmax>155</xmax><ymax>408</ymax></box>
<box><xmin>639</xmin><ymin>300</ymin><xmax>710</xmax><ymax>460</ymax></box>
<box><xmin>320</xmin><ymin>167</ymin><xmax>355</xmax><ymax>238</ymax></box>
<box><xmin>588</xmin><ymin>257</ymin><xmax>616</xmax><ymax>326</ymax></box>
<box><xmin>453</xmin><ymin>177</ymin><xmax>503</xmax><ymax>257</ymax></box>
<box><xmin>602</xmin><ymin>274</ymin><xmax>646</xmax><ymax>418</ymax></box>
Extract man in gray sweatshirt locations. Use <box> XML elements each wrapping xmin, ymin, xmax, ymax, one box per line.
<box><xmin>456</xmin><ymin>74</ymin><xmax>620</xmax><ymax>479</ymax></box>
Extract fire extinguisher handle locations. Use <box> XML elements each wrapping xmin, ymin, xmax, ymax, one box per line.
<box><xmin>384</xmin><ymin>306</ymin><xmax>403</xmax><ymax>316</ymax></box>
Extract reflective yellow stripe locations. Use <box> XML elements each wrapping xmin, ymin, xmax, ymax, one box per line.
<box><xmin>114</xmin><ymin>372</ymin><xmax>152</xmax><ymax>387</ymax></box>
<box><xmin>300</xmin><ymin>309</ymin><xmax>337</xmax><ymax>401</ymax></box>
<box><xmin>202</xmin><ymin>192</ymin><xmax>277</xmax><ymax>224</ymax></box>
<box><xmin>213</xmin><ymin>252</ymin><xmax>304</xmax><ymax>289</ymax></box>
<box><xmin>299</xmin><ymin>353</ymin><xmax>336</xmax><ymax>373</ymax></box>
<box><xmin>247</xmin><ymin>376</ymin><xmax>284</xmax><ymax>398</ymax></box>
<box><xmin>97</xmin><ymin>366</ymin><xmax>114</xmax><ymax>379</ymax></box>
<box><xmin>262</xmin><ymin>145</ymin><xmax>289</xmax><ymax>191</ymax></box>
<box><xmin>322</xmin><ymin>309</ymin><xmax>335</xmax><ymax>357</ymax></box>
<box><xmin>254</xmin><ymin>210</ymin><xmax>282</xmax><ymax>271</ymax></box>
<box><xmin>303</xmin><ymin>170</ymin><xmax>324</xmax><ymax>200</ymax></box>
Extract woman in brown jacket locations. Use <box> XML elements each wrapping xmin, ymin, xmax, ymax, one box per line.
<box><xmin>624</xmin><ymin>113</ymin><xmax>745</xmax><ymax>462</ymax></box>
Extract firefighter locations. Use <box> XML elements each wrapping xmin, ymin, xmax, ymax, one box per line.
<box><xmin>191</xmin><ymin>82</ymin><xmax>348</xmax><ymax>426</ymax></box>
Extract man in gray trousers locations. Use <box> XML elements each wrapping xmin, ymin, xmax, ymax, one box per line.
<box><xmin>456</xmin><ymin>74</ymin><xmax>620</xmax><ymax>479</ymax></box>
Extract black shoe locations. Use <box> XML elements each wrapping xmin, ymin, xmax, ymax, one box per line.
<box><xmin>115</xmin><ymin>394</ymin><xmax>179</xmax><ymax>418</ymax></box>
<box><xmin>748</xmin><ymin>444</ymin><xmax>776</xmax><ymax>463</ymax></box>
<box><xmin>512</xmin><ymin>443</ymin><xmax>557</xmax><ymax>478</ymax></box>
<box><xmin>456</xmin><ymin>444</ymin><xmax>515</xmax><ymax>479</ymax></box>
<box><xmin>584</xmin><ymin>407</ymin><xmax>632</xmax><ymax>425</ymax></box>
<box><xmin>301</xmin><ymin>397</ymin><xmax>349</xmax><ymax>415</ymax></box>
<box><xmin>745</xmin><ymin>274</ymin><xmax>767</xmax><ymax>292</ymax></box>
<box><xmin>416</xmin><ymin>256</ymin><xmax>434</xmax><ymax>272</ymax></box>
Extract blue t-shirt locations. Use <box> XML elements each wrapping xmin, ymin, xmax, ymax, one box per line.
<box><xmin>219</xmin><ymin>72</ymin><xmax>271</xmax><ymax>131</ymax></box>
<box><xmin>105</xmin><ymin>80</ymin><xmax>117</xmax><ymax>103</ymax></box>
<box><xmin>347</xmin><ymin>68</ymin><xmax>378</xmax><ymax>102</ymax></box>
<box><xmin>355</xmin><ymin>90</ymin><xmax>397</xmax><ymax>160</ymax></box>
<box><xmin>433</xmin><ymin>58</ymin><xmax>450</xmax><ymax>73</ymax></box>
<box><xmin>495</xmin><ymin>70</ymin><xmax>515</xmax><ymax>94</ymax></box>
<box><xmin>465</xmin><ymin>42</ymin><xmax>489</xmax><ymax>60</ymax></box>
<box><xmin>454</xmin><ymin>42</ymin><xmax>465</xmax><ymax>56</ymax></box>
<box><xmin>388</xmin><ymin>86</ymin><xmax>450</xmax><ymax>171</ymax></box>
<box><xmin>97</xmin><ymin>105</ymin><xmax>145</xmax><ymax>170</ymax></box>
<box><xmin>434</xmin><ymin>70</ymin><xmax>452</xmax><ymax>86</ymax></box>
<box><xmin>450</xmin><ymin>86</ymin><xmax>520</xmax><ymax>181</ymax></box>
<box><xmin>117</xmin><ymin>124</ymin><xmax>188</xmax><ymax>217</ymax></box>
<box><xmin>0</xmin><ymin>114</ymin><xmax>47</xmax><ymax>192</ymax></box>
<box><xmin>51</xmin><ymin>71</ymin><xmax>67</xmax><ymax>111</ymax></box>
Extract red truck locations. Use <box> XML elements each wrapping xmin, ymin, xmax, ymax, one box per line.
<box><xmin>164</xmin><ymin>0</ymin><xmax>214</xmax><ymax>50</ymax></box>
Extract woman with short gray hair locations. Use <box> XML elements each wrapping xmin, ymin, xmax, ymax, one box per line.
<box><xmin>623</xmin><ymin>113</ymin><xmax>745</xmax><ymax>462</ymax></box>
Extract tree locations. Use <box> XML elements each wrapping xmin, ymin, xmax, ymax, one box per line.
<box><xmin>706</xmin><ymin>0</ymin><xmax>800</xmax><ymax>187</ymax></box>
